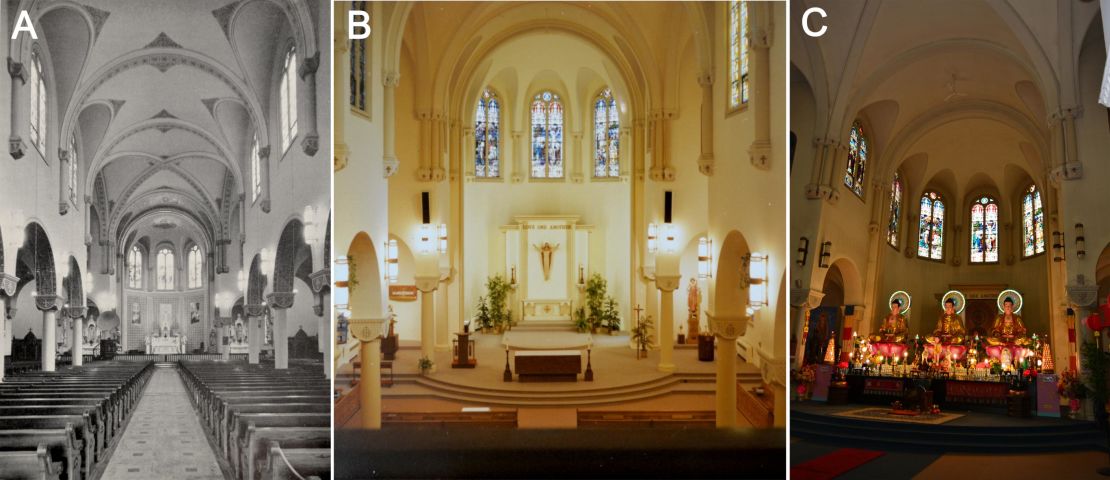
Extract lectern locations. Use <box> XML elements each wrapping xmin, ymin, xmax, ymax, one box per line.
<box><xmin>452</xmin><ymin>332</ymin><xmax>477</xmax><ymax>368</ymax></box>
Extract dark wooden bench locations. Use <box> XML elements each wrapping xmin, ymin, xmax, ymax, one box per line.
<box><xmin>0</xmin><ymin>445</ymin><xmax>63</xmax><ymax>480</ymax></box>
<box><xmin>229</xmin><ymin>414</ymin><xmax>330</xmax><ymax>462</ymax></box>
<box><xmin>382</xmin><ymin>411</ymin><xmax>519</xmax><ymax>428</ymax></box>
<box><xmin>576</xmin><ymin>410</ymin><xmax>716</xmax><ymax>427</ymax></box>
<box><xmin>0</xmin><ymin>415</ymin><xmax>95</xmax><ymax>475</ymax></box>
<box><xmin>262</xmin><ymin>442</ymin><xmax>329</xmax><ymax>480</ymax></box>
<box><xmin>0</xmin><ymin>426</ymin><xmax>81</xmax><ymax>480</ymax></box>
<box><xmin>242</xmin><ymin>426</ymin><xmax>329</xmax><ymax>480</ymax></box>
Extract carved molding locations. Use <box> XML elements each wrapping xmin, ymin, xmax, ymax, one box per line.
<box><xmin>707</xmin><ymin>312</ymin><xmax>748</xmax><ymax>340</ymax></box>
<box><xmin>244</xmin><ymin>303</ymin><xmax>267</xmax><ymax>317</ymax></box>
<box><xmin>63</xmin><ymin>306</ymin><xmax>87</xmax><ymax>319</ymax></box>
<box><xmin>309</xmin><ymin>268</ymin><xmax>331</xmax><ymax>293</ymax></box>
<box><xmin>790</xmin><ymin>287</ymin><xmax>825</xmax><ymax>308</ymax></box>
<box><xmin>266</xmin><ymin>292</ymin><xmax>295</xmax><ymax>310</ymax></box>
<box><xmin>36</xmin><ymin>295</ymin><xmax>60</xmax><ymax>312</ymax></box>
<box><xmin>10</xmin><ymin>136</ymin><xmax>25</xmax><ymax>160</ymax></box>
<box><xmin>1067</xmin><ymin>284</ymin><xmax>1099</xmax><ymax>308</ymax></box>
<box><xmin>301</xmin><ymin>134</ymin><xmax>319</xmax><ymax>156</ymax></box>
<box><xmin>0</xmin><ymin>273</ymin><xmax>17</xmax><ymax>297</ymax></box>
<box><xmin>415</xmin><ymin>276</ymin><xmax>440</xmax><ymax>293</ymax></box>
<box><xmin>655</xmin><ymin>274</ymin><xmax>682</xmax><ymax>292</ymax></box>
<box><xmin>383</xmin><ymin>156</ymin><xmax>399</xmax><ymax>178</ymax></box>
<box><xmin>349</xmin><ymin>317</ymin><xmax>385</xmax><ymax>342</ymax></box>
<box><xmin>758</xmin><ymin>348</ymin><xmax>786</xmax><ymax>387</ymax></box>
<box><xmin>748</xmin><ymin>139</ymin><xmax>772</xmax><ymax>170</ymax></box>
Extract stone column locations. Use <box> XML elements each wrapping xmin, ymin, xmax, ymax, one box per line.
<box><xmin>247</xmin><ymin>313</ymin><xmax>261</xmax><ymax>364</ymax></box>
<box><xmin>383</xmin><ymin>72</ymin><xmax>400</xmax><ymax>175</ymax></box>
<box><xmin>298</xmin><ymin>54</ymin><xmax>320</xmax><ymax>156</ymax></box>
<box><xmin>697</xmin><ymin>72</ymin><xmax>715</xmax><ymax>175</ymax></box>
<box><xmin>39</xmin><ymin>295</ymin><xmax>59</xmax><ymax>372</ymax></box>
<box><xmin>267</xmin><ymin>292</ymin><xmax>293</xmax><ymax>369</ymax></box>
<box><xmin>511</xmin><ymin>130</ymin><xmax>524</xmax><ymax>183</ymax></box>
<box><xmin>58</xmin><ymin>150</ymin><xmax>70</xmax><ymax>215</ymax></box>
<box><xmin>0</xmin><ymin>296</ymin><xmax>7</xmax><ymax>381</ymax></box>
<box><xmin>415</xmin><ymin>276</ymin><xmax>438</xmax><ymax>372</ymax></box>
<box><xmin>709</xmin><ymin>312</ymin><xmax>746</xmax><ymax>427</ymax></box>
<box><xmin>258</xmin><ymin>146</ymin><xmax>272</xmax><ymax>213</ymax></box>
<box><xmin>350</xmin><ymin>317</ymin><xmax>384</xmax><ymax>429</ymax></box>
<box><xmin>309</xmin><ymin>268</ymin><xmax>331</xmax><ymax>379</ymax></box>
<box><xmin>8</xmin><ymin>58</ymin><xmax>27</xmax><ymax>159</ymax></box>
<box><xmin>655</xmin><ymin>273</ymin><xmax>681</xmax><ymax>373</ymax></box>
<box><xmin>71</xmin><ymin>317</ymin><xmax>83</xmax><ymax>367</ymax></box>
<box><xmin>748</xmin><ymin>4</ymin><xmax>773</xmax><ymax>170</ymax></box>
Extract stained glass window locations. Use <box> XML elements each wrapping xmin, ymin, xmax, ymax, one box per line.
<box><xmin>531</xmin><ymin>91</ymin><xmax>564</xmax><ymax>178</ymax></box>
<box><xmin>280</xmin><ymin>46</ymin><xmax>298</xmax><ymax>152</ymax></box>
<box><xmin>728</xmin><ymin>0</ymin><xmax>749</xmax><ymax>109</ymax></box>
<box><xmin>187</xmin><ymin>245</ymin><xmax>202</xmax><ymax>289</ymax></box>
<box><xmin>30</xmin><ymin>52</ymin><xmax>46</xmax><ymax>154</ymax></box>
<box><xmin>844</xmin><ymin>121</ymin><xmax>868</xmax><ymax>198</ymax></box>
<box><xmin>969</xmin><ymin>196</ymin><xmax>999</xmax><ymax>263</ymax></box>
<box><xmin>1022</xmin><ymin>184</ymin><xmax>1045</xmax><ymax>257</ymax></box>
<box><xmin>917</xmin><ymin>191</ymin><xmax>945</xmax><ymax>260</ymax></box>
<box><xmin>251</xmin><ymin>136</ymin><xmax>261</xmax><ymax>201</ymax></box>
<box><xmin>157</xmin><ymin>248</ymin><xmax>175</xmax><ymax>291</ymax></box>
<box><xmin>68</xmin><ymin>134</ymin><xmax>78</xmax><ymax>207</ymax></box>
<box><xmin>887</xmin><ymin>172</ymin><xmax>902</xmax><ymax>248</ymax></box>
<box><xmin>593</xmin><ymin>88</ymin><xmax>620</xmax><ymax>178</ymax></box>
<box><xmin>127</xmin><ymin>246</ymin><xmax>143</xmax><ymax>289</ymax></box>
<box><xmin>349</xmin><ymin>1</ymin><xmax>368</xmax><ymax>113</ymax></box>
<box><xmin>474</xmin><ymin>88</ymin><xmax>501</xmax><ymax>178</ymax></box>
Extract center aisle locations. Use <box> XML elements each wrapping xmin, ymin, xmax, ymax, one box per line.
<box><xmin>100</xmin><ymin>365</ymin><xmax>226</xmax><ymax>480</ymax></box>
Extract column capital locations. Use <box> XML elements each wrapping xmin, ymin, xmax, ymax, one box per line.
<box><xmin>0</xmin><ymin>273</ymin><xmax>18</xmax><ymax>297</ymax></box>
<box><xmin>297</xmin><ymin>52</ymin><xmax>320</xmax><ymax>79</ymax></box>
<box><xmin>383</xmin><ymin>71</ymin><xmax>400</xmax><ymax>88</ymax></box>
<box><xmin>35</xmin><ymin>294</ymin><xmax>60</xmax><ymax>312</ymax></box>
<box><xmin>7</xmin><ymin>58</ymin><xmax>25</xmax><ymax>84</ymax></box>
<box><xmin>758</xmin><ymin>348</ymin><xmax>786</xmax><ymax>388</ymax></box>
<box><xmin>266</xmin><ymin>292</ymin><xmax>295</xmax><ymax>310</ymax></box>
<box><xmin>790</xmin><ymin>287</ymin><xmax>825</xmax><ymax>308</ymax></box>
<box><xmin>1066</xmin><ymin>282</ymin><xmax>1099</xmax><ymax>308</ymax></box>
<box><xmin>697</xmin><ymin>72</ymin><xmax>713</xmax><ymax>87</ymax></box>
<box><xmin>349</xmin><ymin>317</ymin><xmax>385</xmax><ymax>342</ymax></box>
<box><xmin>706</xmin><ymin>311</ymin><xmax>748</xmax><ymax>340</ymax></box>
<box><xmin>655</xmin><ymin>274</ymin><xmax>682</xmax><ymax>292</ymax></box>
<box><xmin>309</xmin><ymin>268</ymin><xmax>331</xmax><ymax>293</ymax></box>
<box><xmin>415</xmin><ymin>276</ymin><xmax>440</xmax><ymax>293</ymax></box>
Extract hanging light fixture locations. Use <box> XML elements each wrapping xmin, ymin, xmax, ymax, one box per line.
<box><xmin>237</xmin><ymin>269</ymin><xmax>248</xmax><ymax>293</ymax></box>
<box><xmin>647</xmin><ymin>223</ymin><xmax>658</xmax><ymax>253</ymax></box>
<box><xmin>797</xmin><ymin>237</ymin><xmax>809</xmax><ymax>267</ymax></box>
<box><xmin>697</xmin><ymin>237</ymin><xmax>713</xmax><ymax>279</ymax></box>
<box><xmin>747</xmin><ymin>253</ymin><xmax>769</xmax><ymax>310</ymax></box>
<box><xmin>438</xmin><ymin>224</ymin><xmax>448</xmax><ymax>254</ymax></box>
<box><xmin>385</xmin><ymin>240</ymin><xmax>399</xmax><ymax>283</ymax></box>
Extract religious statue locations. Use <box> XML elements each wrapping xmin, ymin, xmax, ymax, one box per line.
<box><xmin>386</xmin><ymin>305</ymin><xmax>397</xmax><ymax>338</ymax></box>
<box><xmin>234</xmin><ymin>315</ymin><xmax>245</xmax><ymax>343</ymax></box>
<box><xmin>987</xmin><ymin>296</ymin><xmax>1029</xmax><ymax>346</ymax></box>
<box><xmin>209</xmin><ymin>329</ymin><xmax>218</xmax><ymax>352</ymax></box>
<box><xmin>928</xmin><ymin>297</ymin><xmax>966</xmax><ymax>345</ymax></box>
<box><xmin>85</xmin><ymin>320</ymin><xmax>99</xmax><ymax>346</ymax></box>
<box><xmin>870</xmin><ymin>298</ymin><xmax>908</xmax><ymax>343</ymax></box>
<box><xmin>532</xmin><ymin>242</ymin><xmax>560</xmax><ymax>281</ymax></box>
<box><xmin>686</xmin><ymin>279</ymin><xmax>701</xmax><ymax>344</ymax></box>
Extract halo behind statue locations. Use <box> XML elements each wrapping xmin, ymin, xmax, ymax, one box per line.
<box><xmin>889</xmin><ymin>291</ymin><xmax>911</xmax><ymax>314</ymax></box>
<box><xmin>941</xmin><ymin>290</ymin><xmax>966</xmax><ymax>315</ymax></box>
<box><xmin>997</xmin><ymin>289</ymin><xmax>1023</xmax><ymax>314</ymax></box>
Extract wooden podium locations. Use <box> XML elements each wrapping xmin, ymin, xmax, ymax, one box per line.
<box><xmin>452</xmin><ymin>332</ymin><xmax>477</xmax><ymax>368</ymax></box>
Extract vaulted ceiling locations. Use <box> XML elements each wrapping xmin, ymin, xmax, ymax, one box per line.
<box><xmin>31</xmin><ymin>0</ymin><xmax>302</xmax><ymax>254</ymax></box>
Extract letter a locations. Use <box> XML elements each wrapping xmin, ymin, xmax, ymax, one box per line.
<box><xmin>11</xmin><ymin>11</ymin><xmax>37</xmax><ymax>40</ymax></box>
<box><xmin>350</xmin><ymin>10</ymin><xmax>369</xmax><ymax>40</ymax></box>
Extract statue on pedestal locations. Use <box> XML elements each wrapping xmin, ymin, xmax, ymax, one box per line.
<box><xmin>686</xmin><ymin>278</ymin><xmax>700</xmax><ymax>344</ymax></box>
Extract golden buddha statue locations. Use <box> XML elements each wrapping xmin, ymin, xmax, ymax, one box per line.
<box><xmin>928</xmin><ymin>298</ymin><xmax>966</xmax><ymax>345</ymax></box>
<box><xmin>871</xmin><ymin>299</ymin><xmax>908</xmax><ymax>343</ymax></box>
<box><xmin>987</xmin><ymin>296</ymin><xmax>1029</xmax><ymax>346</ymax></box>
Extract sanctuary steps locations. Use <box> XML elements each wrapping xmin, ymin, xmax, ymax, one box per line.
<box><xmin>509</xmin><ymin>319</ymin><xmax>578</xmax><ymax>332</ymax></box>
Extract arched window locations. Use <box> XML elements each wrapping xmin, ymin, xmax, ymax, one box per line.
<box><xmin>157</xmin><ymin>248</ymin><xmax>175</xmax><ymax>291</ymax></box>
<box><xmin>279</xmin><ymin>46</ymin><xmax>298</xmax><ymax>152</ymax></box>
<box><xmin>728</xmin><ymin>0</ymin><xmax>748</xmax><ymax>110</ymax></box>
<box><xmin>68</xmin><ymin>134</ymin><xmax>78</xmax><ymax>207</ymax></box>
<box><xmin>250</xmin><ymin>135</ymin><xmax>261</xmax><ymax>201</ymax></box>
<box><xmin>349</xmin><ymin>1</ymin><xmax>368</xmax><ymax>114</ymax></box>
<box><xmin>917</xmin><ymin>191</ymin><xmax>945</xmax><ymax>260</ymax></box>
<box><xmin>474</xmin><ymin>88</ymin><xmax>500</xmax><ymax>178</ymax></box>
<box><xmin>887</xmin><ymin>172</ymin><xmax>902</xmax><ymax>248</ymax></box>
<box><xmin>30</xmin><ymin>51</ymin><xmax>47</xmax><ymax>154</ymax></box>
<box><xmin>187</xmin><ymin>245</ymin><xmax>203</xmax><ymax>289</ymax></box>
<box><xmin>593</xmin><ymin>88</ymin><xmax>620</xmax><ymax>178</ymax></box>
<box><xmin>127</xmin><ymin>246</ymin><xmax>143</xmax><ymax>289</ymax></box>
<box><xmin>1022</xmin><ymin>184</ymin><xmax>1045</xmax><ymax>257</ymax></box>
<box><xmin>970</xmin><ymin>196</ymin><xmax>999</xmax><ymax>263</ymax></box>
<box><xmin>844</xmin><ymin>120</ymin><xmax>868</xmax><ymax>198</ymax></box>
<box><xmin>530</xmin><ymin>91</ymin><xmax>564</xmax><ymax>178</ymax></box>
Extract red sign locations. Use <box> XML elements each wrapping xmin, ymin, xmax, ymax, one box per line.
<box><xmin>863</xmin><ymin>378</ymin><xmax>903</xmax><ymax>395</ymax></box>
<box><xmin>946</xmin><ymin>381</ymin><xmax>1008</xmax><ymax>404</ymax></box>
<box><xmin>388</xmin><ymin>285</ymin><xmax>418</xmax><ymax>301</ymax></box>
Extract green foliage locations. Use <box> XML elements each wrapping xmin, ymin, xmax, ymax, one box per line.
<box><xmin>474</xmin><ymin>296</ymin><xmax>493</xmax><ymax>331</ymax></box>
<box><xmin>1081</xmin><ymin>341</ymin><xmax>1109</xmax><ymax>416</ymax></box>
<box><xmin>485</xmin><ymin>274</ymin><xmax>512</xmax><ymax>331</ymax></box>
<box><xmin>573</xmin><ymin>306</ymin><xmax>590</xmax><ymax>333</ymax></box>
<box><xmin>418</xmin><ymin>355</ymin><xmax>434</xmax><ymax>373</ymax></box>
<box><xmin>583</xmin><ymin>273</ymin><xmax>621</xmax><ymax>332</ymax></box>
<box><xmin>632</xmin><ymin>315</ymin><xmax>654</xmax><ymax>354</ymax></box>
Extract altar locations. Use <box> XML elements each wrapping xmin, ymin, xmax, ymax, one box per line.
<box><xmin>146</xmin><ymin>335</ymin><xmax>186</xmax><ymax>354</ymax></box>
<box><xmin>502</xmin><ymin>215</ymin><xmax>592</xmax><ymax>327</ymax></box>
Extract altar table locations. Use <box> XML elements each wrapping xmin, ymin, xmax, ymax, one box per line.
<box><xmin>513</xmin><ymin>350</ymin><xmax>581</xmax><ymax>382</ymax></box>
<box><xmin>146</xmin><ymin>336</ymin><xmax>185</xmax><ymax>354</ymax></box>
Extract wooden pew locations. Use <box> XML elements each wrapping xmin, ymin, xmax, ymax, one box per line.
<box><xmin>228</xmin><ymin>414</ymin><xmax>330</xmax><ymax>464</ymax></box>
<box><xmin>0</xmin><ymin>416</ymin><xmax>94</xmax><ymax>476</ymax></box>
<box><xmin>576</xmin><ymin>410</ymin><xmax>716</xmax><ymax>427</ymax></box>
<box><xmin>0</xmin><ymin>445</ymin><xmax>63</xmax><ymax>480</ymax></box>
<box><xmin>242</xmin><ymin>426</ymin><xmax>329</xmax><ymax>480</ymax></box>
<box><xmin>381</xmin><ymin>411</ymin><xmax>519</xmax><ymax>428</ymax></box>
<box><xmin>221</xmin><ymin>403</ymin><xmax>329</xmax><ymax>455</ymax></box>
<box><xmin>0</xmin><ymin>426</ymin><xmax>81</xmax><ymax>480</ymax></box>
<box><xmin>0</xmin><ymin>405</ymin><xmax>105</xmax><ymax>457</ymax></box>
<box><xmin>261</xmin><ymin>442</ymin><xmax>329</xmax><ymax>480</ymax></box>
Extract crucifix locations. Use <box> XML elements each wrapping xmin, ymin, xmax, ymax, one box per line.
<box><xmin>532</xmin><ymin>242</ymin><xmax>560</xmax><ymax>281</ymax></box>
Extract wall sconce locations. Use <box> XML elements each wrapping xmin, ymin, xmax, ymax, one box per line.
<box><xmin>578</xmin><ymin>264</ymin><xmax>586</xmax><ymax>285</ymax></box>
<box><xmin>509</xmin><ymin>265</ymin><xmax>517</xmax><ymax>286</ymax></box>
<box><xmin>819</xmin><ymin>241</ymin><xmax>832</xmax><ymax>268</ymax></box>
<box><xmin>260</xmin><ymin>248</ymin><xmax>275</xmax><ymax>277</ymax></box>
<box><xmin>647</xmin><ymin>223</ymin><xmax>658</xmax><ymax>253</ymax></box>
<box><xmin>1076</xmin><ymin>223</ymin><xmax>1086</xmax><ymax>259</ymax></box>
<box><xmin>1052</xmin><ymin>231</ymin><xmax>1064</xmax><ymax>262</ymax></box>
<box><xmin>797</xmin><ymin>237</ymin><xmax>809</xmax><ymax>267</ymax></box>
<box><xmin>697</xmin><ymin>237</ymin><xmax>713</xmax><ymax>279</ymax></box>
<box><xmin>743</xmin><ymin>252</ymin><xmax>769</xmax><ymax>310</ymax></box>
<box><xmin>438</xmin><ymin>224</ymin><xmax>448</xmax><ymax>254</ymax></box>
<box><xmin>661</xmin><ymin>223</ymin><xmax>678</xmax><ymax>253</ymax></box>
<box><xmin>237</xmin><ymin>269</ymin><xmax>248</xmax><ymax>293</ymax></box>
<box><xmin>333</xmin><ymin>257</ymin><xmax>349</xmax><ymax>311</ymax></box>
<box><xmin>385</xmin><ymin>239</ymin><xmax>399</xmax><ymax>283</ymax></box>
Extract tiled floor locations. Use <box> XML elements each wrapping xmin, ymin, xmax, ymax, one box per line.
<box><xmin>99</xmin><ymin>367</ymin><xmax>225</xmax><ymax>480</ymax></box>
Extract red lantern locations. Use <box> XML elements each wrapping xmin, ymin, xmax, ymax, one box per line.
<box><xmin>1086</xmin><ymin>312</ymin><xmax>1103</xmax><ymax>333</ymax></box>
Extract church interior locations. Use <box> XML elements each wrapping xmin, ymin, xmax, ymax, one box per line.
<box><xmin>790</xmin><ymin>0</ymin><xmax>1110</xmax><ymax>477</ymax></box>
<box><xmin>0</xmin><ymin>1</ymin><xmax>332</xmax><ymax>479</ymax></box>
<box><xmin>333</xmin><ymin>1</ymin><xmax>787</xmax><ymax>476</ymax></box>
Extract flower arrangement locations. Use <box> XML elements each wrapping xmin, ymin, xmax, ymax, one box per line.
<box><xmin>792</xmin><ymin>365</ymin><xmax>817</xmax><ymax>400</ymax></box>
<box><xmin>1059</xmin><ymin>369</ymin><xmax>1087</xmax><ymax>399</ymax></box>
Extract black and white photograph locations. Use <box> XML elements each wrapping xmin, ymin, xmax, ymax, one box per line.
<box><xmin>0</xmin><ymin>1</ymin><xmax>332</xmax><ymax>479</ymax></box>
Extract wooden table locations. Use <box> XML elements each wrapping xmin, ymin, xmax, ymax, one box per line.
<box><xmin>513</xmin><ymin>350</ymin><xmax>581</xmax><ymax>382</ymax></box>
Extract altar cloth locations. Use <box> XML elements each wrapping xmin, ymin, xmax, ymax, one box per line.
<box><xmin>501</xmin><ymin>331</ymin><xmax>593</xmax><ymax>350</ymax></box>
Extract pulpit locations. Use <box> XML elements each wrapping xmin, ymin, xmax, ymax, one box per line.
<box><xmin>452</xmin><ymin>332</ymin><xmax>476</xmax><ymax>368</ymax></box>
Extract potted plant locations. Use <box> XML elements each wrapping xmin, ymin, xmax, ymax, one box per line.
<box><xmin>602</xmin><ymin>297</ymin><xmax>621</xmax><ymax>334</ymax></box>
<box><xmin>418</xmin><ymin>356</ymin><xmax>434</xmax><ymax>375</ymax></box>
<box><xmin>632</xmin><ymin>315</ymin><xmax>654</xmax><ymax>359</ymax></box>
<box><xmin>573</xmin><ymin>306</ymin><xmax>590</xmax><ymax>333</ymax></box>
<box><xmin>485</xmin><ymin>274</ymin><xmax>512</xmax><ymax>333</ymax></box>
<box><xmin>474</xmin><ymin>296</ymin><xmax>493</xmax><ymax>333</ymax></box>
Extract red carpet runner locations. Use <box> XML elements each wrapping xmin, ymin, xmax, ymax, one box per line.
<box><xmin>791</xmin><ymin>448</ymin><xmax>885</xmax><ymax>480</ymax></box>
